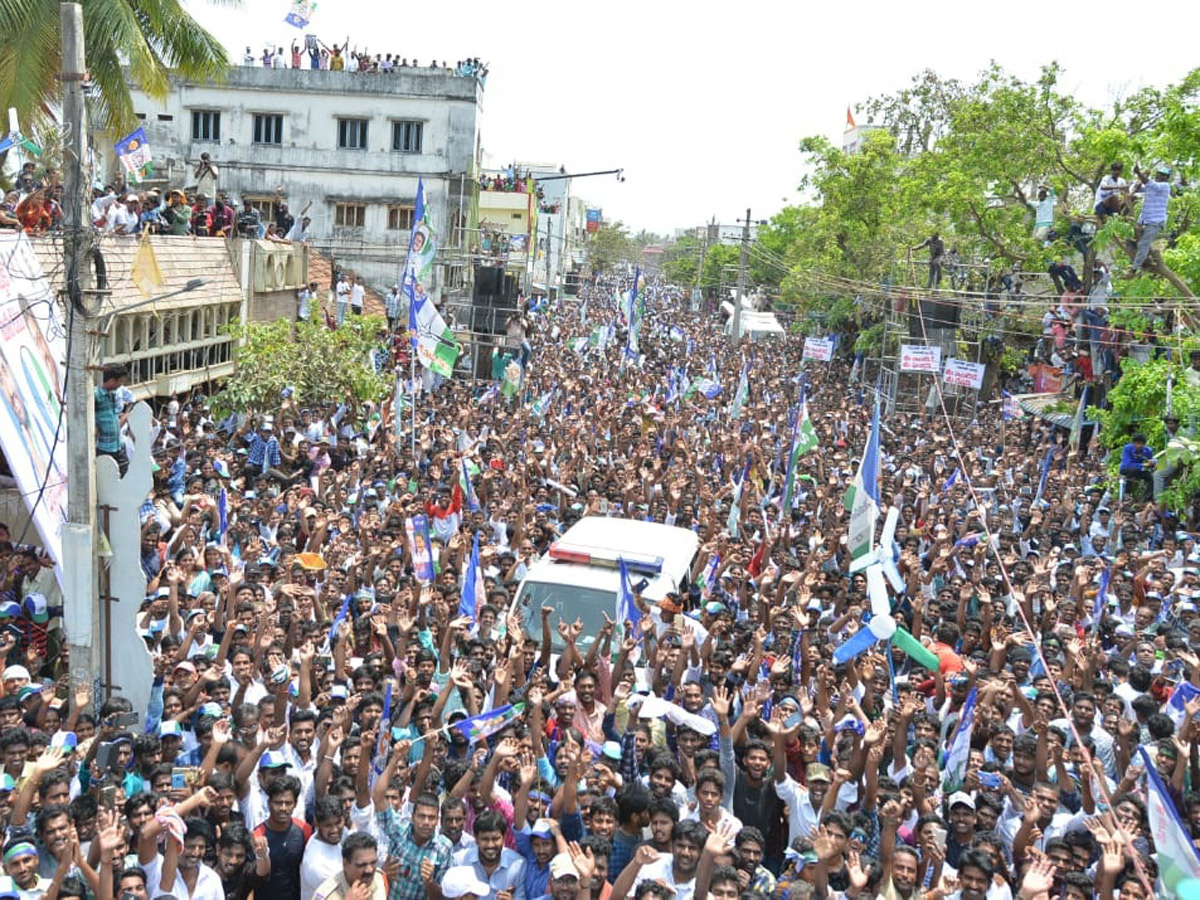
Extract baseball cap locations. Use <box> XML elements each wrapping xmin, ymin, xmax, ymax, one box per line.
<box><xmin>0</xmin><ymin>775</ymin><xmax>15</xmax><ymax>794</ymax></box>
<box><xmin>160</xmin><ymin>720</ymin><xmax>183</xmax><ymax>739</ymax></box>
<box><xmin>529</xmin><ymin>818</ymin><xmax>555</xmax><ymax>839</ymax></box>
<box><xmin>1</xmin><ymin>665</ymin><xmax>30</xmax><ymax>682</ymax></box>
<box><xmin>948</xmin><ymin>791</ymin><xmax>975</xmax><ymax>810</ymax></box>
<box><xmin>549</xmin><ymin>852</ymin><xmax>579</xmax><ymax>881</ymax></box>
<box><xmin>22</xmin><ymin>593</ymin><xmax>48</xmax><ymax>624</ymax></box>
<box><xmin>806</xmin><ymin>763</ymin><xmax>832</xmax><ymax>783</ymax></box>
<box><xmin>0</xmin><ymin>874</ymin><xmax>22</xmax><ymax>898</ymax></box>
<box><xmin>0</xmin><ymin>603</ymin><xmax>20</xmax><ymax>619</ymax></box>
<box><xmin>441</xmin><ymin>867</ymin><xmax>491</xmax><ymax>899</ymax></box>
<box><xmin>260</xmin><ymin>751</ymin><xmax>291</xmax><ymax>770</ymax></box>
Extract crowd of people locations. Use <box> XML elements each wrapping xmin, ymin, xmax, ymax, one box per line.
<box><xmin>244</xmin><ymin>40</ymin><xmax>487</xmax><ymax>82</ymax></box>
<box><xmin>2</xmin><ymin>154</ymin><xmax>313</xmax><ymax>244</ymax></box>
<box><xmin>3</xmin><ymin>271</ymin><xmax>1199</xmax><ymax>900</ymax></box>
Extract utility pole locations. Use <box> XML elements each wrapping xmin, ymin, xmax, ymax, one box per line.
<box><xmin>730</xmin><ymin>207</ymin><xmax>750</xmax><ymax>345</ymax></box>
<box><xmin>692</xmin><ymin>226</ymin><xmax>705</xmax><ymax>311</ymax></box>
<box><xmin>60</xmin><ymin>2</ymin><xmax>102</xmax><ymax>683</ymax></box>
<box><xmin>545</xmin><ymin>212</ymin><xmax>552</xmax><ymax>292</ymax></box>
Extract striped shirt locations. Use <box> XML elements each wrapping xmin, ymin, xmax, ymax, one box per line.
<box><xmin>374</xmin><ymin>809</ymin><xmax>453</xmax><ymax>900</ymax></box>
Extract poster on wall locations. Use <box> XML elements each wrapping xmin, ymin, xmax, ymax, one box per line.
<box><xmin>943</xmin><ymin>358</ymin><xmax>986</xmax><ymax>390</ymax></box>
<box><xmin>0</xmin><ymin>233</ymin><xmax>67</xmax><ymax>585</ymax></box>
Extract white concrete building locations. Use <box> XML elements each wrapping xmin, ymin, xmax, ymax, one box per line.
<box><xmin>98</xmin><ymin>66</ymin><xmax>482</xmax><ymax>298</ymax></box>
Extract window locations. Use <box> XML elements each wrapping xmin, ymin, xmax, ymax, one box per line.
<box><xmin>191</xmin><ymin>109</ymin><xmax>221</xmax><ymax>141</ymax></box>
<box><xmin>252</xmin><ymin>113</ymin><xmax>283</xmax><ymax>145</ymax></box>
<box><xmin>157</xmin><ymin>114</ymin><xmax>173</xmax><ymax>122</ymax></box>
<box><xmin>391</xmin><ymin>120</ymin><xmax>423</xmax><ymax>153</ymax></box>
<box><xmin>334</xmin><ymin>203</ymin><xmax>366</xmax><ymax>228</ymax></box>
<box><xmin>337</xmin><ymin>118</ymin><xmax>369</xmax><ymax>150</ymax></box>
<box><xmin>243</xmin><ymin>195</ymin><xmax>285</xmax><ymax>225</ymax></box>
<box><xmin>387</xmin><ymin>205</ymin><xmax>415</xmax><ymax>231</ymax></box>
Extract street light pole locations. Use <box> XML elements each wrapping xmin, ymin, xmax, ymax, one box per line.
<box><xmin>731</xmin><ymin>208</ymin><xmax>750</xmax><ymax>346</ymax></box>
<box><xmin>60</xmin><ymin>1</ymin><xmax>101</xmax><ymax>684</ymax></box>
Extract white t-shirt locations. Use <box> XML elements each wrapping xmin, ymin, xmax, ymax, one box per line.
<box><xmin>1095</xmin><ymin>175</ymin><xmax>1127</xmax><ymax>206</ymax></box>
<box><xmin>301</xmin><ymin>834</ymin><xmax>346</xmax><ymax>898</ymax></box>
<box><xmin>336</xmin><ymin>281</ymin><xmax>351</xmax><ymax>305</ymax></box>
<box><xmin>351</xmin><ymin>283</ymin><xmax>366</xmax><ymax>310</ymax></box>
<box><xmin>633</xmin><ymin>855</ymin><xmax>695</xmax><ymax>900</ymax></box>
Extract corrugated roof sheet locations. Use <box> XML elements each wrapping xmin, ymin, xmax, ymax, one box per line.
<box><xmin>30</xmin><ymin>234</ymin><xmax>243</xmax><ymax>313</ymax></box>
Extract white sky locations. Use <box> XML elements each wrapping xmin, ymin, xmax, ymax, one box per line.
<box><xmin>183</xmin><ymin>0</ymin><xmax>1199</xmax><ymax>235</ymax></box>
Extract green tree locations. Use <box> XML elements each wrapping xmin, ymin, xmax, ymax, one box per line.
<box><xmin>587</xmin><ymin>222</ymin><xmax>633</xmax><ymax>273</ymax></box>
<box><xmin>0</xmin><ymin>0</ymin><xmax>232</xmax><ymax>134</ymax></box>
<box><xmin>661</xmin><ymin>235</ymin><xmax>703</xmax><ymax>287</ymax></box>
<box><xmin>212</xmin><ymin>316</ymin><xmax>390</xmax><ymax>416</ymax></box>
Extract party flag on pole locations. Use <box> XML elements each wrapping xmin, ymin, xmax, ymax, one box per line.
<box><xmin>450</xmin><ymin>703</ymin><xmax>525</xmax><ymax>745</ymax></box>
<box><xmin>459</xmin><ymin>532</ymin><xmax>486</xmax><ymax>622</ymax></box>
<box><xmin>1139</xmin><ymin>745</ymin><xmax>1200</xmax><ymax>892</ymax></box>
<box><xmin>941</xmin><ymin>688</ymin><xmax>977</xmax><ymax>792</ymax></box>
<box><xmin>843</xmin><ymin>397</ymin><xmax>881</xmax><ymax>562</ymax></box>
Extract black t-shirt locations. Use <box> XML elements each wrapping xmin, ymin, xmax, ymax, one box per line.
<box><xmin>220</xmin><ymin>860</ymin><xmax>269</xmax><ymax>900</ymax></box>
<box><xmin>253</xmin><ymin>819</ymin><xmax>310</xmax><ymax>900</ymax></box>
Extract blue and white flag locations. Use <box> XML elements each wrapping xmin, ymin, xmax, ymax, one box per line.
<box><xmin>941</xmin><ymin>687</ymin><xmax>977</xmax><ymax>791</ymax></box>
<box><xmin>698</xmin><ymin>554</ymin><xmax>720</xmax><ymax>600</ymax></box>
<box><xmin>843</xmin><ymin>397</ymin><xmax>881</xmax><ymax>562</ymax></box>
<box><xmin>694</xmin><ymin>378</ymin><xmax>721</xmax><ymax>400</ymax></box>
<box><xmin>114</xmin><ymin>127</ymin><xmax>153</xmax><ymax>183</ymax></box>
<box><xmin>459</xmin><ymin>532</ymin><xmax>486</xmax><ymax>622</ymax></box>
<box><xmin>940</xmin><ymin>468</ymin><xmax>959</xmax><ymax>495</ymax></box>
<box><xmin>1166</xmin><ymin>682</ymin><xmax>1200</xmax><ymax>727</ymax></box>
<box><xmin>326</xmin><ymin>593</ymin><xmax>351</xmax><ymax>649</ymax></box>
<box><xmin>217</xmin><ymin>487</ymin><xmax>228</xmax><ymax>543</ymax></box>
<box><xmin>1139</xmin><ymin>745</ymin><xmax>1200</xmax><ymax>892</ymax></box>
<box><xmin>616</xmin><ymin>556</ymin><xmax>642</xmax><ymax>633</ymax></box>
<box><xmin>284</xmin><ymin>0</ymin><xmax>315</xmax><ymax>28</ymax></box>
<box><xmin>461</xmin><ymin>458</ymin><xmax>481</xmax><ymax>513</ymax></box>
<box><xmin>669</xmin><ymin>325</ymin><xmax>685</xmax><ymax>343</ymax></box>
<box><xmin>1092</xmin><ymin>564</ymin><xmax>1110</xmax><ymax>623</ymax></box>
<box><xmin>1034</xmin><ymin>444</ymin><xmax>1054</xmax><ymax>506</ymax></box>
<box><xmin>532</xmin><ymin>390</ymin><xmax>553</xmax><ymax>419</ymax></box>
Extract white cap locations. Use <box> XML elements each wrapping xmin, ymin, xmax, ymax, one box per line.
<box><xmin>549</xmin><ymin>852</ymin><xmax>579</xmax><ymax>881</ymax></box>
<box><xmin>441</xmin><ymin>867</ymin><xmax>491</xmax><ymax>899</ymax></box>
<box><xmin>2</xmin><ymin>666</ymin><xmax>30</xmax><ymax>682</ymax></box>
<box><xmin>948</xmin><ymin>791</ymin><xmax>975</xmax><ymax>810</ymax></box>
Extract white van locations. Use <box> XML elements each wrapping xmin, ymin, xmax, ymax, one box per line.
<box><xmin>514</xmin><ymin>516</ymin><xmax>701</xmax><ymax>651</ymax></box>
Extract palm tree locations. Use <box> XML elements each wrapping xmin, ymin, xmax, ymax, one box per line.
<box><xmin>0</xmin><ymin>0</ymin><xmax>233</xmax><ymax>136</ymax></box>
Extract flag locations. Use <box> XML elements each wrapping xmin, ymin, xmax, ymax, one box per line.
<box><xmin>747</xmin><ymin>541</ymin><xmax>765</xmax><ymax>578</ymax></box>
<box><xmin>616</xmin><ymin>557</ymin><xmax>642</xmax><ymax>633</ymax></box>
<box><xmin>1092</xmin><ymin>564</ymin><xmax>1110</xmax><ymax>623</ymax></box>
<box><xmin>669</xmin><ymin>325</ymin><xmax>685</xmax><ymax>342</ymax></box>
<box><xmin>1002</xmin><ymin>390</ymin><xmax>1023</xmax><ymax>421</ymax></box>
<box><xmin>729</xmin><ymin>365</ymin><xmax>749</xmax><ymax>419</ymax></box>
<box><xmin>846</xmin><ymin>105</ymin><xmax>856</xmax><ymax>130</ymax></box>
<box><xmin>406</xmin><ymin>515</ymin><xmax>435</xmax><ymax>583</ymax></box>
<box><xmin>843</xmin><ymin>398</ymin><xmax>881</xmax><ymax>562</ymax></box>
<box><xmin>459</xmin><ymin>532</ymin><xmax>486</xmax><ymax>621</ymax></box>
<box><xmin>450</xmin><ymin>703</ymin><xmax>525</xmax><ymax>745</ymax></box>
<box><xmin>532</xmin><ymin>390</ymin><xmax>553</xmax><ymax>418</ymax></box>
<box><xmin>727</xmin><ymin>458</ymin><xmax>751</xmax><ymax>538</ymax></box>
<box><xmin>404</xmin><ymin>179</ymin><xmax>457</xmax><ymax>377</ymax></box>
<box><xmin>694</xmin><ymin>378</ymin><xmax>721</xmax><ymax>400</ymax></box>
<box><xmin>217</xmin><ymin>488</ymin><xmax>228</xmax><ymax>543</ymax></box>
<box><xmin>1034</xmin><ymin>444</ymin><xmax>1053</xmax><ymax>505</ymax></box>
<box><xmin>698</xmin><ymin>554</ymin><xmax>720</xmax><ymax>600</ymax></box>
<box><xmin>1139</xmin><ymin>745</ymin><xmax>1200</xmax><ymax>892</ymax></box>
<box><xmin>1166</xmin><ymin>682</ymin><xmax>1200</xmax><ymax>728</ymax></box>
<box><xmin>500</xmin><ymin>360</ymin><xmax>521</xmax><ymax>398</ymax></box>
<box><xmin>284</xmin><ymin>0</ymin><xmax>316</xmax><ymax>28</ymax></box>
<box><xmin>780</xmin><ymin>389</ymin><xmax>818</xmax><ymax>524</ymax></box>
<box><xmin>373</xmin><ymin>682</ymin><xmax>392</xmax><ymax>772</ymax></box>
<box><xmin>461</xmin><ymin>459</ymin><xmax>481</xmax><ymax>512</ymax></box>
<box><xmin>1069</xmin><ymin>384</ymin><xmax>1088</xmax><ymax>452</ymax></box>
<box><xmin>114</xmin><ymin>127</ymin><xmax>153</xmax><ymax>183</ymax></box>
<box><xmin>130</xmin><ymin>232</ymin><xmax>164</xmax><ymax>298</ymax></box>
<box><xmin>940</xmin><ymin>468</ymin><xmax>959</xmax><ymax>495</ymax></box>
<box><xmin>326</xmin><ymin>593</ymin><xmax>351</xmax><ymax>649</ymax></box>
<box><xmin>941</xmin><ymin>688</ymin><xmax>977</xmax><ymax>792</ymax></box>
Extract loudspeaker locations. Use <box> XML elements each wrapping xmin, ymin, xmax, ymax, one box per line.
<box><xmin>474</xmin><ymin>265</ymin><xmax>504</xmax><ymax>297</ymax></box>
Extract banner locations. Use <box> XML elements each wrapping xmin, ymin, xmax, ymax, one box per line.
<box><xmin>1029</xmin><ymin>363</ymin><xmax>1064</xmax><ymax>393</ymax></box>
<box><xmin>114</xmin><ymin>127</ymin><xmax>153</xmax><ymax>184</ymax></box>
<box><xmin>942</xmin><ymin>358</ymin><xmax>985</xmax><ymax>389</ymax></box>
<box><xmin>802</xmin><ymin>337</ymin><xmax>833</xmax><ymax>362</ymax></box>
<box><xmin>899</xmin><ymin>345</ymin><xmax>941</xmax><ymax>373</ymax></box>
<box><xmin>405</xmin><ymin>515</ymin><xmax>435</xmax><ymax>583</ymax></box>
<box><xmin>404</xmin><ymin>179</ymin><xmax>458</xmax><ymax>377</ymax></box>
<box><xmin>0</xmin><ymin>234</ymin><xmax>67</xmax><ymax>586</ymax></box>
<box><xmin>284</xmin><ymin>0</ymin><xmax>316</xmax><ymax>28</ymax></box>
<box><xmin>586</xmin><ymin>208</ymin><xmax>601</xmax><ymax>234</ymax></box>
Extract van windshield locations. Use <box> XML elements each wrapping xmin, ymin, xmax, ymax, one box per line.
<box><xmin>516</xmin><ymin>580</ymin><xmax>615</xmax><ymax>651</ymax></box>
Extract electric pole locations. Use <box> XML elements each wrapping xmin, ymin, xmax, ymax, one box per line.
<box><xmin>60</xmin><ymin>1</ymin><xmax>101</xmax><ymax>682</ymax></box>
<box><xmin>730</xmin><ymin>207</ymin><xmax>750</xmax><ymax>345</ymax></box>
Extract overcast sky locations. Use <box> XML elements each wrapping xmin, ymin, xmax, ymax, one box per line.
<box><xmin>184</xmin><ymin>0</ymin><xmax>1198</xmax><ymax>236</ymax></box>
